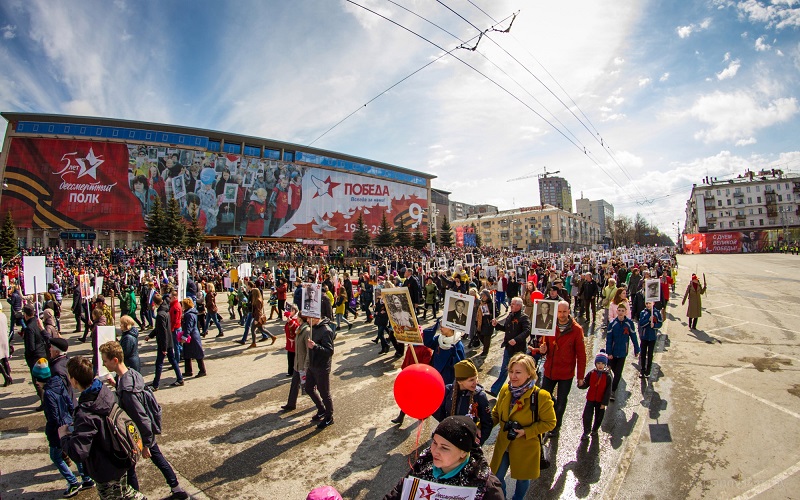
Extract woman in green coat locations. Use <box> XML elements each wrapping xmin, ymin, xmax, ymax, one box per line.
<box><xmin>490</xmin><ymin>353</ymin><xmax>557</xmax><ymax>500</ymax></box>
<box><xmin>682</xmin><ymin>273</ymin><xmax>706</xmax><ymax>330</ymax></box>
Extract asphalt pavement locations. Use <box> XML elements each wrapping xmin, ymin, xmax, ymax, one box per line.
<box><xmin>1</xmin><ymin>253</ymin><xmax>799</xmax><ymax>499</ymax></box>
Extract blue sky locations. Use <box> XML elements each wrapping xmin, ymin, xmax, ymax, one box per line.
<box><xmin>1</xmin><ymin>0</ymin><xmax>798</xmax><ymax>236</ymax></box>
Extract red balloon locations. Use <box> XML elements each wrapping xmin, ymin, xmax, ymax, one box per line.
<box><xmin>531</xmin><ymin>290</ymin><xmax>544</xmax><ymax>302</ymax></box>
<box><xmin>394</xmin><ymin>364</ymin><xmax>445</xmax><ymax>420</ymax></box>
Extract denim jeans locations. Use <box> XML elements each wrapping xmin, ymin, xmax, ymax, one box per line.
<box><xmin>540</xmin><ymin>376</ymin><xmax>573</xmax><ymax>430</ymax></box>
<box><xmin>241</xmin><ymin>313</ymin><xmax>254</xmax><ymax>342</ymax></box>
<box><xmin>335</xmin><ymin>313</ymin><xmax>351</xmax><ymax>329</ymax></box>
<box><xmin>127</xmin><ymin>442</ymin><xmax>179</xmax><ymax>491</ymax></box>
<box><xmin>495</xmin><ymin>451</ymin><xmax>530</xmax><ymax>500</ymax></box>
<box><xmin>491</xmin><ymin>349</ymin><xmax>514</xmax><ymax>394</ymax></box>
<box><xmin>140</xmin><ymin>307</ymin><xmax>153</xmax><ymax>328</ymax></box>
<box><xmin>152</xmin><ymin>348</ymin><xmax>183</xmax><ymax>388</ymax></box>
<box><xmin>495</xmin><ymin>291</ymin><xmax>507</xmax><ymax>312</ymax></box>
<box><xmin>50</xmin><ymin>446</ymin><xmax>90</xmax><ymax>486</ymax></box>
<box><xmin>376</xmin><ymin>324</ymin><xmax>390</xmax><ymax>350</ymax></box>
<box><xmin>306</xmin><ymin>366</ymin><xmax>333</xmax><ymax>419</ymax></box>
<box><xmin>203</xmin><ymin>311</ymin><xmax>223</xmax><ymax>336</ymax></box>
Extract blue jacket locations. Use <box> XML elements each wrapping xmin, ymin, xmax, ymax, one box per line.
<box><xmin>638</xmin><ymin>308</ymin><xmax>663</xmax><ymax>342</ymax></box>
<box><xmin>42</xmin><ymin>375</ymin><xmax>74</xmax><ymax>447</ymax></box>
<box><xmin>606</xmin><ymin>317</ymin><xmax>640</xmax><ymax>359</ymax></box>
<box><xmin>422</xmin><ymin>322</ymin><xmax>466</xmax><ymax>386</ymax></box>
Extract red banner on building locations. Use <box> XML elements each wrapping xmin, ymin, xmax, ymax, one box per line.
<box><xmin>682</xmin><ymin>231</ymin><xmax>768</xmax><ymax>254</ymax></box>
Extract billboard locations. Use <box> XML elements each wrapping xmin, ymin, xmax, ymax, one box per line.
<box><xmin>1</xmin><ymin>137</ymin><xmax>428</xmax><ymax>239</ymax></box>
<box><xmin>682</xmin><ymin>231</ymin><xmax>768</xmax><ymax>254</ymax></box>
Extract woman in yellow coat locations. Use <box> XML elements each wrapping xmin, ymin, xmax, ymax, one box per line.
<box><xmin>490</xmin><ymin>353</ymin><xmax>556</xmax><ymax>500</ymax></box>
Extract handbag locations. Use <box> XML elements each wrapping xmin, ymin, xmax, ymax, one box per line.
<box><xmin>531</xmin><ymin>388</ymin><xmax>552</xmax><ymax>470</ymax></box>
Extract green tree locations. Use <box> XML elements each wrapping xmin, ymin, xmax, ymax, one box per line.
<box><xmin>376</xmin><ymin>213</ymin><xmax>395</xmax><ymax>247</ymax></box>
<box><xmin>165</xmin><ymin>197</ymin><xmax>186</xmax><ymax>246</ymax></box>
<box><xmin>438</xmin><ymin>215</ymin><xmax>453</xmax><ymax>247</ymax></box>
<box><xmin>185</xmin><ymin>212</ymin><xmax>205</xmax><ymax>247</ymax></box>
<box><xmin>351</xmin><ymin>214</ymin><xmax>371</xmax><ymax>249</ymax></box>
<box><xmin>394</xmin><ymin>219</ymin><xmax>411</xmax><ymax>247</ymax></box>
<box><xmin>412</xmin><ymin>227</ymin><xmax>426</xmax><ymax>250</ymax></box>
<box><xmin>144</xmin><ymin>198</ymin><xmax>167</xmax><ymax>246</ymax></box>
<box><xmin>0</xmin><ymin>211</ymin><xmax>18</xmax><ymax>262</ymax></box>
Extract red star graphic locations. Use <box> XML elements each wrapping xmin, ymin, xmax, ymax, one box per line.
<box><xmin>313</xmin><ymin>175</ymin><xmax>340</xmax><ymax>199</ymax></box>
<box><xmin>418</xmin><ymin>484</ymin><xmax>437</xmax><ymax>500</ymax></box>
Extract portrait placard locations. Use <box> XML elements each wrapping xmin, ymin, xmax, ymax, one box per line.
<box><xmin>531</xmin><ymin>299</ymin><xmax>558</xmax><ymax>337</ymax></box>
<box><xmin>171</xmin><ymin>175</ymin><xmax>187</xmax><ymax>200</ymax></box>
<box><xmin>94</xmin><ymin>276</ymin><xmax>104</xmax><ymax>298</ymax></box>
<box><xmin>79</xmin><ymin>274</ymin><xmax>93</xmax><ymax>299</ymax></box>
<box><xmin>177</xmin><ymin>260</ymin><xmax>188</xmax><ymax>302</ymax></box>
<box><xmin>382</xmin><ymin>287</ymin><xmax>422</xmax><ymax>344</ymax></box>
<box><xmin>443</xmin><ymin>290</ymin><xmax>474</xmax><ymax>334</ymax></box>
<box><xmin>301</xmin><ymin>282</ymin><xmax>322</xmax><ymax>318</ymax></box>
<box><xmin>95</xmin><ymin>326</ymin><xmax>117</xmax><ymax>380</ymax></box>
<box><xmin>644</xmin><ymin>279</ymin><xmax>661</xmax><ymax>303</ymax></box>
<box><xmin>222</xmin><ymin>183</ymin><xmax>238</xmax><ymax>203</ymax></box>
<box><xmin>22</xmin><ymin>255</ymin><xmax>46</xmax><ymax>296</ymax></box>
<box><xmin>463</xmin><ymin>253</ymin><xmax>474</xmax><ymax>267</ymax></box>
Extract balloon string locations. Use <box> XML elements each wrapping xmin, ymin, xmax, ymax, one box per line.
<box><xmin>408</xmin><ymin>418</ymin><xmax>424</xmax><ymax>470</ymax></box>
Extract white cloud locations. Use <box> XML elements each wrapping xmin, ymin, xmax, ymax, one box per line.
<box><xmin>659</xmin><ymin>72</ymin><xmax>670</xmax><ymax>82</ymax></box>
<box><xmin>676</xmin><ymin>18</ymin><xmax>712</xmax><ymax>38</ymax></box>
<box><xmin>741</xmin><ymin>31</ymin><xmax>749</xmax><ymax>38</ymax></box>
<box><xmin>602</xmin><ymin>113</ymin><xmax>627</xmax><ymax>122</ymax></box>
<box><xmin>638</xmin><ymin>77</ymin><xmax>651</xmax><ymax>87</ymax></box>
<box><xmin>716</xmin><ymin>59</ymin><xmax>741</xmax><ymax>79</ymax></box>
<box><xmin>1</xmin><ymin>25</ymin><xmax>16</xmax><ymax>39</ymax></box>
<box><xmin>734</xmin><ymin>0</ymin><xmax>800</xmax><ymax>29</ymax></box>
<box><xmin>735</xmin><ymin>137</ymin><xmax>757</xmax><ymax>146</ymax></box>
<box><xmin>606</xmin><ymin>95</ymin><xmax>625</xmax><ymax>105</ymax></box>
<box><xmin>755</xmin><ymin>35</ymin><xmax>772</xmax><ymax>51</ymax></box>
<box><xmin>614</xmin><ymin>56</ymin><xmax>625</xmax><ymax>65</ymax></box>
<box><xmin>723</xmin><ymin>51</ymin><xmax>731</xmax><ymax>61</ymax></box>
<box><xmin>677</xmin><ymin>25</ymin><xmax>694</xmax><ymax>38</ymax></box>
<box><xmin>690</xmin><ymin>90</ymin><xmax>799</xmax><ymax>143</ymax></box>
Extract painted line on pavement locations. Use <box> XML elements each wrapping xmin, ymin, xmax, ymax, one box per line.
<box><xmin>711</xmin><ymin>366</ymin><xmax>800</xmax><ymax>420</ymax></box>
<box><xmin>731</xmin><ymin>459</ymin><xmax>800</xmax><ymax>500</ymax></box>
<box><xmin>708</xmin><ymin>313</ymin><xmax>800</xmax><ymax>335</ymax></box>
<box><xmin>705</xmin><ymin>321</ymin><xmax>748</xmax><ymax>333</ymax></box>
<box><xmin>704</xmin><ymin>304</ymin><xmax>733</xmax><ymax>311</ymax></box>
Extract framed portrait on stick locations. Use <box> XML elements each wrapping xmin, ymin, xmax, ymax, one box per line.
<box><xmin>531</xmin><ymin>299</ymin><xmax>558</xmax><ymax>337</ymax></box>
<box><xmin>442</xmin><ymin>290</ymin><xmax>474</xmax><ymax>334</ymax></box>
<box><xmin>644</xmin><ymin>279</ymin><xmax>661</xmax><ymax>303</ymax></box>
<box><xmin>301</xmin><ymin>282</ymin><xmax>322</xmax><ymax>318</ymax></box>
<box><xmin>382</xmin><ymin>287</ymin><xmax>423</xmax><ymax>344</ymax></box>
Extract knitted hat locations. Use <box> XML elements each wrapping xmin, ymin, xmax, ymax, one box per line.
<box><xmin>50</xmin><ymin>337</ymin><xmax>69</xmax><ymax>352</ymax></box>
<box><xmin>595</xmin><ymin>349</ymin><xmax>608</xmax><ymax>365</ymax></box>
<box><xmin>32</xmin><ymin>358</ymin><xmax>51</xmax><ymax>382</ymax></box>
<box><xmin>453</xmin><ymin>359</ymin><xmax>478</xmax><ymax>380</ymax></box>
<box><xmin>434</xmin><ymin>416</ymin><xmax>477</xmax><ymax>453</ymax></box>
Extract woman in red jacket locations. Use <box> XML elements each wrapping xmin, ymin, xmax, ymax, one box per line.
<box><xmin>536</xmin><ymin>300</ymin><xmax>587</xmax><ymax>438</ymax></box>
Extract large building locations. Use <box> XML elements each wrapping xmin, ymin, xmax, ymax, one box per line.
<box><xmin>449</xmin><ymin>200</ymin><xmax>498</xmax><ymax>221</ymax></box>
<box><xmin>452</xmin><ymin>204</ymin><xmax>600</xmax><ymax>251</ymax></box>
<box><xmin>575</xmin><ymin>196</ymin><xmax>614</xmax><ymax>243</ymax></box>
<box><xmin>683</xmin><ymin>169</ymin><xmax>800</xmax><ymax>251</ymax></box>
<box><xmin>0</xmin><ymin>113</ymin><xmax>435</xmax><ymax>249</ymax></box>
<box><xmin>539</xmin><ymin>175</ymin><xmax>572</xmax><ymax>212</ymax></box>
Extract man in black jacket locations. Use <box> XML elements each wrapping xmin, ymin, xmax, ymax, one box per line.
<box><xmin>488</xmin><ymin>298</ymin><xmax>531</xmax><ymax>395</ymax></box>
<box><xmin>59</xmin><ymin>356</ymin><xmax>146</xmax><ymax>500</ymax></box>
<box><xmin>100</xmin><ymin>342</ymin><xmax>189</xmax><ymax>499</ymax></box>
<box><xmin>23</xmin><ymin>305</ymin><xmax>48</xmax><ymax>407</ymax></box>
<box><xmin>580</xmin><ymin>272</ymin><xmax>600</xmax><ymax>322</ymax></box>
<box><xmin>147</xmin><ymin>294</ymin><xmax>183</xmax><ymax>389</ymax></box>
<box><xmin>305</xmin><ymin>317</ymin><xmax>335</xmax><ymax>429</ymax></box>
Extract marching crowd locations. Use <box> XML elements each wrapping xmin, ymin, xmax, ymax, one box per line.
<box><xmin>1</xmin><ymin>241</ymin><xmax>694</xmax><ymax>499</ymax></box>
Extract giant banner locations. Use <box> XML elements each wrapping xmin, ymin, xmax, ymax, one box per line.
<box><xmin>1</xmin><ymin>138</ymin><xmax>428</xmax><ymax>239</ymax></box>
<box><xmin>682</xmin><ymin>231</ymin><xmax>768</xmax><ymax>254</ymax></box>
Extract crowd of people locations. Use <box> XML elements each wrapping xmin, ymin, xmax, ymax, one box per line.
<box><xmin>2</xmin><ymin>240</ymin><xmax>688</xmax><ymax>499</ymax></box>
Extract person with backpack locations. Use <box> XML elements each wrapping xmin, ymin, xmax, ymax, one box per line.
<box><xmin>59</xmin><ymin>355</ymin><xmax>146</xmax><ymax>500</ymax></box>
<box><xmin>147</xmin><ymin>294</ymin><xmax>184</xmax><ymax>389</ymax></box>
<box><xmin>100</xmin><ymin>341</ymin><xmax>189</xmax><ymax>499</ymax></box>
<box><xmin>34</xmin><ymin>357</ymin><xmax>95</xmax><ymax>498</ymax></box>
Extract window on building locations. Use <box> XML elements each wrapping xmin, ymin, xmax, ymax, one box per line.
<box><xmin>749</xmin><ymin>208</ymin><xmax>754</xmax><ymax>215</ymax></box>
<box><xmin>777</xmin><ymin>184</ymin><xmax>782</xmax><ymax>190</ymax></box>
<box><xmin>726</xmin><ymin>199</ymin><xmax>732</xmax><ymax>206</ymax></box>
<box><xmin>770</xmin><ymin>219</ymin><xmax>777</xmax><ymax>225</ymax></box>
<box><xmin>749</xmin><ymin>220</ymin><xmax>754</xmax><ymax>226</ymax></box>
<box><xmin>717</xmin><ymin>200</ymin><xmax>723</xmax><ymax>207</ymax></box>
<box><xmin>758</xmin><ymin>207</ymin><xmax>763</xmax><ymax>214</ymax></box>
<box><xmin>728</xmin><ymin>221</ymin><xmax>734</xmax><ymax>228</ymax></box>
<box><xmin>757</xmin><ymin>196</ymin><xmax>762</xmax><ymax>203</ymax></box>
<box><xmin>708</xmin><ymin>223</ymin><xmax>715</xmax><ymax>229</ymax></box>
<box><xmin>717</xmin><ymin>189</ymin><xmax>721</xmax><ymax>195</ymax></box>
<box><xmin>726</xmin><ymin>188</ymin><xmax>730</xmax><ymax>195</ymax></box>
<box><xmin>747</xmin><ymin>197</ymin><xmax>752</xmax><ymax>203</ymax></box>
<box><xmin>788</xmin><ymin>194</ymin><xmax>793</xmax><ymax>201</ymax></box>
<box><xmin>785</xmin><ymin>183</ymin><xmax>790</xmax><ymax>189</ymax></box>
<box><xmin>746</xmin><ymin>186</ymin><xmax>751</xmax><ymax>193</ymax></box>
<box><xmin>778</xmin><ymin>195</ymin><xmax>783</xmax><ymax>202</ymax></box>
<box><xmin>738</xmin><ymin>221</ymin><xmax>745</xmax><ymax>227</ymax></box>
<box><xmin>756</xmin><ymin>186</ymin><xmax>760</xmax><ymax>192</ymax></box>
<box><xmin>759</xmin><ymin>219</ymin><xmax>764</xmax><ymax>225</ymax></box>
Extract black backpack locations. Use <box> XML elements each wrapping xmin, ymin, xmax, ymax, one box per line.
<box><xmin>105</xmin><ymin>403</ymin><xmax>143</xmax><ymax>468</ymax></box>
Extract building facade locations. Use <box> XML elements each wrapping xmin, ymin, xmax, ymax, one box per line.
<box><xmin>539</xmin><ymin>175</ymin><xmax>572</xmax><ymax>212</ymax></box>
<box><xmin>449</xmin><ymin>200</ymin><xmax>498</xmax><ymax>221</ymax></box>
<box><xmin>0</xmin><ymin>113</ymin><xmax>435</xmax><ymax>249</ymax></box>
<box><xmin>575</xmin><ymin>197</ymin><xmax>614</xmax><ymax>243</ymax></box>
<box><xmin>452</xmin><ymin>205</ymin><xmax>600</xmax><ymax>251</ymax></box>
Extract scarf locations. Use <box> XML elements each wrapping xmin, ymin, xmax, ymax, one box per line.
<box><xmin>438</xmin><ymin>331</ymin><xmax>463</xmax><ymax>350</ymax></box>
<box><xmin>509</xmin><ymin>378</ymin><xmax>535</xmax><ymax>406</ymax></box>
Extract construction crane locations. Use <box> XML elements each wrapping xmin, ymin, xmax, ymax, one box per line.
<box><xmin>506</xmin><ymin>166</ymin><xmax>560</xmax><ymax>182</ymax></box>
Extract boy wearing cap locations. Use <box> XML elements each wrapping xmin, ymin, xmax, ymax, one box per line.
<box><xmin>48</xmin><ymin>337</ymin><xmax>73</xmax><ymax>401</ymax></box>
<box><xmin>34</xmin><ymin>358</ymin><xmax>94</xmax><ymax>497</ymax></box>
<box><xmin>577</xmin><ymin>350</ymin><xmax>613</xmax><ymax>440</ymax></box>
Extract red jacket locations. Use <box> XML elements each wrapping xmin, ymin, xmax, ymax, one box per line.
<box><xmin>581</xmin><ymin>368</ymin><xmax>613</xmax><ymax>404</ymax></box>
<box><xmin>284</xmin><ymin>317</ymin><xmax>299</xmax><ymax>353</ymax></box>
<box><xmin>542</xmin><ymin>319</ymin><xmax>587</xmax><ymax>381</ymax></box>
<box><xmin>169</xmin><ymin>299</ymin><xmax>182</xmax><ymax>331</ymax></box>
